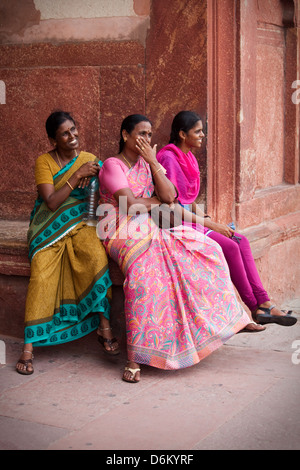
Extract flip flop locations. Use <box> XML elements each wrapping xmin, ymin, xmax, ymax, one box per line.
<box><xmin>16</xmin><ymin>350</ymin><xmax>34</xmax><ymax>375</ymax></box>
<box><xmin>122</xmin><ymin>366</ymin><xmax>141</xmax><ymax>383</ymax></box>
<box><xmin>255</xmin><ymin>305</ymin><xmax>297</xmax><ymax>327</ymax></box>
<box><xmin>98</xmin><ymin>335</ymin><xmax>120</xmax><ymax>356</ymax></box>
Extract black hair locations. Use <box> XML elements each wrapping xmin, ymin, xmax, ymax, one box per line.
<box><xmin>169</xmin><ymin>111</ymin><xmax>202</xmax><ymax>144</ymax></box>
<box><xmin>45</xmin><ymin>111</ymin><xmax>76</xmax><ymax>140</ymax></box>
<box><xmin>119</xmin><ymin>114</ymin><xmax>152</xmax><ymax>153</ymax></box>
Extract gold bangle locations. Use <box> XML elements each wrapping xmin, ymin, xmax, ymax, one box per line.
<box><xmin>66</xmin><ymin>180</ymin><xmax>74</xmax><ymax>191</ymax></box>
<box><xmin>152</xmin><ymin>167</ymin><xmax>162</xmax><ymax>177</ymax></box>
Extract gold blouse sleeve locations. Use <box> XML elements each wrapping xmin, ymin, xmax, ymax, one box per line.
<box><xmin>35</xmin><ymin>153</ymin><xmax>58</xmax><ymax>186</ymax></box>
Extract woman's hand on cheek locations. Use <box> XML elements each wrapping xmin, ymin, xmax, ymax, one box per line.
<box><xmin>136</xmin><ymin>137</ymin><xmax>157</xmax><ymax>164</ymax></box>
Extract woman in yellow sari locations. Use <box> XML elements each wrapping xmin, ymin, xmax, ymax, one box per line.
<box><xmin>16</xmin><ymin>111</ymin><xmax>119</xmax><ymax>375</ymax></box>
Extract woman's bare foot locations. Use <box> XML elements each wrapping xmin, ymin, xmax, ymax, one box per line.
<box><xmin>239</xmin><ymin>321</ymin><xmax>266</xmax><ymax>333</ymax></box>
<box><xmin>16</xmin><ymin>346</ymin><xmax>34</xmax><ymax>375</ymax></box>
<box><xmin>122</xmin><ymin>361</ymin><xmax>141</xmax><ymax>383</ymax></box>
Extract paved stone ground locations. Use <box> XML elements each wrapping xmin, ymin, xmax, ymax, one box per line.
<box><xmin>0</xmin><ymin>298</ymin><xmax>299</xmax><ymax>451</ymax></box>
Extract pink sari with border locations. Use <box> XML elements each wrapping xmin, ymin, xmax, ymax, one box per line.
<box><xmin>98</xmin><ymin>157</ymin><xmax>249</xmax><ymax>370</ymax></box>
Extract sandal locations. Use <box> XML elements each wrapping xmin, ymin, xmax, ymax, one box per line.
<box><xmin>254</xmin><ymin>305</ymin><xmax>297</xmax><ymax>327</ymax></box>
<box><xmin>122</xmin><ymin>365</ymin><xmax>141</xmax><ymax>383</ymax></box>
<box><xmin>98</xmin><ymin>327</ymin><xmax>120</xmax><ymax>355</ymax></box>
<box><xmin>238</xmin><ymin>321</ymin><xmax>266</xmax><ymax>334</ymax></box>
<box><xmin>16</xmin><ymin>350</ymin><xmax>34</xmax><ymax>375</ymax></box>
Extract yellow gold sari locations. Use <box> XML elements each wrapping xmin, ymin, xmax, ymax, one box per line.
<box><xmin>25</xmin><ymin>152</ymin><xmax>111</xmax><ymax>346</ymax></box>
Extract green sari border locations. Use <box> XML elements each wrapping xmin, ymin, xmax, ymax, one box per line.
<box><xmin>25</xmin><ymin>313</ymin><xmax>100</xmax><ymax>347</ymax></box>
<box><xmin>24</xmin><ymin>268</ymin><xmax>112</xmax><ymax>347</ymax></box>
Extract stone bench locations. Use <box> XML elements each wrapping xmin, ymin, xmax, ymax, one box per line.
<box><xmin>0</xmin><ymin>219</ymin><xmax>124</xmax><ymax>281</ymax></box>
<box><xmin>0</xmin><ymin>219</ymin><xmax>124</xmax><ymax>338</ymax></box>
<box><xmin>1</xmin><ymin>211</ymin><xmax>299</xmax><ymax>338</ymax></box>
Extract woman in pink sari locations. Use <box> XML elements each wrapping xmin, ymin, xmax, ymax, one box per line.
<box><xmin>156</xmin><ymin>111</ymin><xmax>297</xmax><ymax>330</ymax></box>
<box><xmin>98</xmin><ymin>114</ymin><xmax>251</xmax><ymax>383</ymax></box>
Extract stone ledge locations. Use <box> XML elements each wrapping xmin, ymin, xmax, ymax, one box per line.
<box><xmin>0</xmin><ymin>219</ymin><xmax>124</xmax><ymax>284</ymax></box>
<box><xmin>239</xmin><ymin>211</ymin><xmax>300</xmax><ymax>259</ymax></box>
<box><xmin>236</xmin><ymin>184</ymin><xmax>300</xmax><ymax>228</ymax></box>
<box><xmin>0</xmin><ymin>213</ymin><xmax>299</xmax><ymax>338</ymax></box>
<box><xmin>1</xmin><ymin>212</ymin><xmax>299</xmax><ymax>279</ymax></box>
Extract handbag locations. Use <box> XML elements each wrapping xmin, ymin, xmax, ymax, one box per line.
<box><xmin>151</xmin><ymin>202</ymin><xmax>182</xmax><ymax>229</ymax></box>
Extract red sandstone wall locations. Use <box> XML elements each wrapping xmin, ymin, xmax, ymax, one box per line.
<box><xmin>0</xmin><ymin>42</ymin><xmax>146</xmax><ymax>220</ymax></box>
<box><xmin>255</xmin><ymin>0</ymin><xmax>286</xmax><ymax>190</ymax></box>
<box><xmin>0</xmin><ymin>0</ymin><xmax>150</xmax><ymax>221</ymax></box>
<box><xmin>236</xmin><ymin>0</ymin><xmax>300</xmax><ymax>304</ymax></box>
<box><xmin>235</xmin><ymin>0</ymin><xmax>300</xmax><ymax>228</ymax></box>
<box><xmin>146</xmin><ymin>0</ymin><xmax>208</xmax><ymax>203</ymax></box>
<box><xmin>0</xmin><ymin>0</ymin><xmax>208</xmax><ymax>219</ymax></box>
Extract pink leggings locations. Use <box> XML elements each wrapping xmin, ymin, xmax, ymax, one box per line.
<box><xmin>208</xmin><ymin>231</ymin><xmax>270</xmax><ymax>312</ymax></box>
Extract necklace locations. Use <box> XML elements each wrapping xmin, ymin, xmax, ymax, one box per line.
<box><xmin>121</xmin><ymin>153</ymin><xmax>132</xmax><ymax>169</ymax></box>
<box><xmin>55</xmin><ymin>150</ymin><xmax>77</xmax><ymax>168</ymax></box>
<box><xmin>55</xmin><ymin>151</ymin><xmax>63</xmax><ymax>169</ymax></box>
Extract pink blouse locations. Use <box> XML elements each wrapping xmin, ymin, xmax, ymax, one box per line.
<box><xmin>99</xmin><ymin>157</ymin><xmax>130</xmax><ymax>194</ymax></box>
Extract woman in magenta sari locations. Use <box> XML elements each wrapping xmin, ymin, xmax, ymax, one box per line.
<box><xmin>98</xmin><ymin>114</ymin><xmax>252</xmax><ymax>383</ymax></box>
<box><xmin>156</xmin><ymin>111</ymin><xmax>297</xmax><ymax>330</ymax></box>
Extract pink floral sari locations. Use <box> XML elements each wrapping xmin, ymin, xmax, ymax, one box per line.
<box><xmin>98</xmin><ymin>157</ymin><xmax>249</xmax><ymax>370</ymax></box>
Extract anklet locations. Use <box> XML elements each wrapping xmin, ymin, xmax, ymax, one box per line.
<box><xmin>23</xmin><ymin>350</ymin><xmax>34</xmax><ymax>357</ymax></box>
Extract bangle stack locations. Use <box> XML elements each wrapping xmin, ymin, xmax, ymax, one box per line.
<box><xmin>152</xmin><ymin>164</ymin><xmax>167</xmax><ymax>178</ymax></box>
<box><xmin>152</xmin><ymin>167</ymin><xmax>162</xmax><ymax>177</ymax></box>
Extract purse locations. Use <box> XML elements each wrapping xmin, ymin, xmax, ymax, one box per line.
<box><xmin>151</xmin><ymin>202</ymin><xmax>182</xmax><ymax>229</ymax></box>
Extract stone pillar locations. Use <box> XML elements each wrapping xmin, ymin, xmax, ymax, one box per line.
<box><xmin>284</xmin><ymin>0</ymin><xmax>300</xmax><ymax>185</ymax></box>
<box><xmin>207</xmin><ymin>0</ymin><xmax>300</xmax><ymax>304</ymax></box>
<box><xmin>207</xmin><ymin>0</ymin><xmax>238</xmax><ymax>222</ymax></box>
